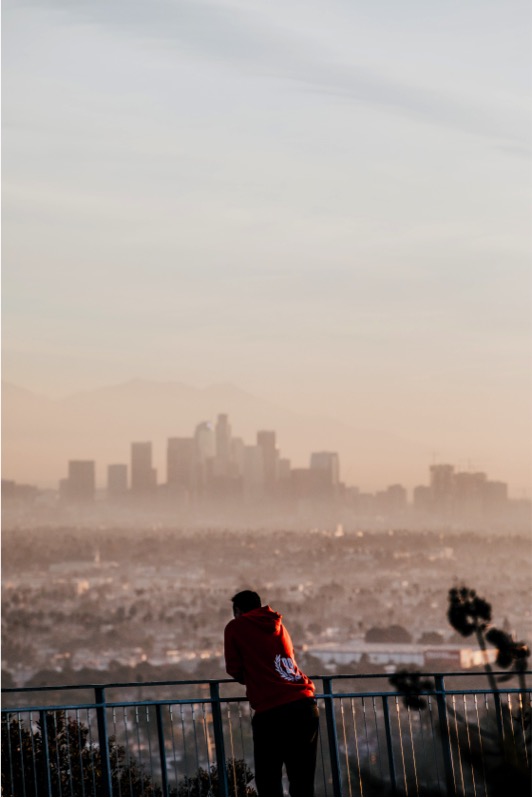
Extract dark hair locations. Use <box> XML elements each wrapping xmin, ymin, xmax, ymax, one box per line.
<box><xmin>231</xmin><ymin>590</ymin><xmax>261</xmax><ymax>614</ymax></box>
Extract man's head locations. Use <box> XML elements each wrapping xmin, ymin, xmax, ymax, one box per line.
<box><xmin>231</xmin><ymin>590</ymin><xmax>261</xmax><ymax>618</ymax></box>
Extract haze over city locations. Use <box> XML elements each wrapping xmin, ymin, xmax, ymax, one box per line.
<box><xmin>2</xmin><ymin>9</ymin><xmax>532</xmax><ymax>798</ymax></box>
<box><xmin>3</xmin><ymin>0</ymin><xmax>531</xmax><ymax>499</ymax></box>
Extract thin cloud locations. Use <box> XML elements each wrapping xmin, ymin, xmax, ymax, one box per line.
<box><xmin>7</xmin><ymin>0</ymin><xmax>529</xmax><ymax>153</ymax></box>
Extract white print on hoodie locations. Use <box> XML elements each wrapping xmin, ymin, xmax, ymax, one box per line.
<box><xmin>274</xmin><ymin>655</ymin><xmax>303</xmax><ymax>682</ymax></box>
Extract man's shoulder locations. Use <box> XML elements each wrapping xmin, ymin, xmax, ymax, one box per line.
<box><xmin>224</xmin><ymin>618</ymin><xmax>239</xmax><ymax>635</ymax></box>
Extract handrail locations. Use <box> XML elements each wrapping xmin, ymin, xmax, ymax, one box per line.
<box><xmin>2</xmin><ymin>685</ymin><xmax>530</xmax><ymax>716</ymax></box>
<box><xmin>2</xmin><ymin>674</ymin><xmax>530</xmax><ymax>798</ymax></box>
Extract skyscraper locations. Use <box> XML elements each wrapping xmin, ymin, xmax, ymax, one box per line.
<box><xmin>131</xmin><ymin>442</ymin><xmax>157</xmax><ymax>494</ymax></box>
<box><xmin>277</xmin><ymin>458</ymin><xmax>291</xmax><ymax>482</ymax></box>
<box><xmin>194</xmin><ymin>422</ymin><xmax>215</xmax><ymax>464</ymax></box>
<box><xmin>242</xmin><ymin>445</ymin><xmax>264</xmax><ymax>496</ymax></box>
<box><xmin>453</xmin><ymin>471</ymin><xmax>486</xmax><ymax>519</ymax></box>
<box><xmin>63</xmin><ymin>460</ymin><xmax>96</xmax><ymax>502</ymax></box>
<box><xmin>376</xmin><ymin>484</ymin><xmax>407</xmax><ymax>515</ymax></box>
<box><xmin>194</xmin><ymin>421</ymin><xmax>216</xmax><ymax>492</ymax></box>
<box><xmin>429</xmin><ymin>464</ymin><xmax>454</xmax><ymax>515</ymax></box>
<box><xmin>167</xmin><ymin>437</ymin><xmax>196</xmax><ymax>492</ymax></box>
<box><xmin>230</xmin><ymin>437</ymin><xmax>245</xmax><ymax>477</ymax></box>
<box><xmin>482</xmin><ymin>480</ymin><xmax>508</xmax><ymax>518</ymax></box>
<box><xmin>310</xmin><ymin>452</ymin><xmax>340</xmax><ymax>485</ymax></box>
<box><xmin>256</xmin><ymin>430</ymin><xmax>278</xmax><ymax>490</ymax></box>
<box><xmin>213</xmin><ymin>414</ymin><xmax>232</xmax><ymax>478</ymax></box>
<box><xmin>215</xmin><ymin>414</ymin><xmax>231</xmax><ymax>463</ymax></box>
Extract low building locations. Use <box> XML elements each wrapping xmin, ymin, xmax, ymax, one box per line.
<box><xmin>306</xmin><ymin>642</ymin><xmax>497</xmax><ymax>670</ymax></box>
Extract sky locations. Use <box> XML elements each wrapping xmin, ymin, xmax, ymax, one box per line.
<box><xmin>3</xmin><ymin>0</ymin><xmax>532</xmax><ymax>492</ymax></box>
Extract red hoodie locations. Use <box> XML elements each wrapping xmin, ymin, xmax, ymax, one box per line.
<box><xmin>224</xmin><ymin>606</ymin><xmax>315</xmax><ymax>713</ymax></box>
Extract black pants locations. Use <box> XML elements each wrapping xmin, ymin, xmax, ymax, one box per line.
<box><xmin>251</xmin><ymin>698</ymin><xmax>320</xmax><ymax>797</ymax></box>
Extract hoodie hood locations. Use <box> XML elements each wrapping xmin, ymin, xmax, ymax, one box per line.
<box><xmin>240</xmin><ymin>605</ymin><xmax>282</xmax><ymax>633</ymax></box>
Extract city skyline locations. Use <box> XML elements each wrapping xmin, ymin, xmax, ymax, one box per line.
<box><xmin>7</xmin><ymin>406</ymin><xmax>517</xmax><ymax>512</ymax></box>
<box><xmin>3</xmin><ymin>0</ymin><xmax>531</xmax><ymax>503</ymax></box>
<box><xmin>3</xmin><ymin>377</ymin><xmax>527</xmax><ymax>497</ymax></box>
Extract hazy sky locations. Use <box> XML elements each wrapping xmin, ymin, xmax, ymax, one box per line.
<box><xmin>3</xmin><ymin>0</ymin><xmax>531</xmax><ymax>490</ymax></box>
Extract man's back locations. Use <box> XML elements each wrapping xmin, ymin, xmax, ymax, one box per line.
<box><xmin>224</xmin><ymin>605</ymin><xmax>315</xmax><ymax>712</ymax></box>
<box><xmin>224</xmin><ymin>591</ymin><xmax>319</xmax><ymax>796</ymax></box>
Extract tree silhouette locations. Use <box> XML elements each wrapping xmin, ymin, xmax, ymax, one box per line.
<box><xmin>2</xmin><ymin>711</ymin><xmax>258</xmax><ymax>797</ymax></box>
<box><xmin>388</xmin><ymin>586</ymin><xmax>531</xmax><ymax>797</ymax></box>
<box><xmin>1</xmin><ymin>711</ymin><xmax>155</xmax><ymax>797</ymax></box>
<box><xmin>175</xmin><ymin>758</ymin><xmax>256</xmax><ymax>797</ymax></box>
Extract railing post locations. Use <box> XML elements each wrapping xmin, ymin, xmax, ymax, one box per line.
<box><xmin>155</xmin><ymin>704</ymin><xmax>169</xmax><ymax>797</ymax></box>
<box><xmin>5</xmin><ymin>713</ymin><xmax>15</xmax><ymax>797</ymax></box>
<box><xmin>381</xmin><ymin>695</ymin><xmax>397</xmax><ymax>794</ymax></box>
<box><xmin>95</xmin><ymin>686</ymin><xmax>113</xmax><ymax>797</ymax></box>
<box><xmin>322</xmin><ymin>676</ymin><xmax>342</xmax><ymax>797</ymax></box>
<box><xmin>39</xmin><ymin>710</ymin><xmax>53</xmax><ymax>797</ymax></box>
<box><xmin>434</xmin><ymin>674</ymin><xmax>456</xmax><ymax>797</ymax></box>
<box><xmin>493</xmin><ymin>689</ymin><xmax>505</xmax><ymax>744</ymax></box>
<box><xmin>210</xmin><ymin>682</ymin><xmax>230</xmax><ymax>797</ymax></box>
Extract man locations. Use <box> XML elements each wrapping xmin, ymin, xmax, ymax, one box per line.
<box><xmin>224</xmin><ymin>590</ymin><xmax>319</xmax><ymax>797</ymax></box>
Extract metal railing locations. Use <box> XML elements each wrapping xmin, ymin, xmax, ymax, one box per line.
<box><xmin>2</xmin><ymin>673</ymin><xmax>530</xmax><ymax>796</ymax></box>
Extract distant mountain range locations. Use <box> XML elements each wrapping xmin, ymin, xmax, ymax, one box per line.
<box><xmin>2</xmin><ymin>379</ymin><xmax>431</xmax><ymax>490</ymax></box>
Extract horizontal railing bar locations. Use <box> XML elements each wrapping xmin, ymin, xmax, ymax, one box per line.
<box><xmin>4</xmin><ymin>670</ymin><xmax>529</xmax><ymax>695</ymax></box>
<box><xmin>2</xmin><ymin>695</ymin><xmax>252</xmax><ymax>714</ymax></box>
<box><xmin>319</xmin><ymin>688</ymin><xmax>531</xmax><ymax>699</ymax></box>
<box><xmin>1</xmin><ymin>677</ymin><xmax>237</xmax><ymax>693</ymax></box>
<box><xmin>3</xmin><ymin>704</ymin><xmax>101</xmax><ymax>714</ymax></box>
<box><xmin>2</xmin><ymin>698</ymin><xmax>243</xmax><ymax>714</ymax></box>
<box><xmin>318</xmin><ymin>670</ymin><xmax>532</xmax><ymax>680</ymax></box>
<box><xmin>3</xmin><ymin>686</ymin><xmax>530</xmax><ymax>716</ymax></box>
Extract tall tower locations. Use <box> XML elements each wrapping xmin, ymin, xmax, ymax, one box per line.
<box><xmin>167</xmin><ymin>437</ymin><xmax>196</xmax><ymax>492</ymax></box>
<box><xmin>429</xmin><ymin>464</ymin><xmax>454</xmax><ymax>514</ymax></box>
<box><xmin>195</xmin><ymin>422</ymin><xmax>215</xmax><ymax>464</ymax></box>
<box><xmin>310</xmin><ymin>452</ymin><xmax>340</xmax><ymax>485</ymax></box>
<box><xmin>242</xmin><ymin>445</ymin><xmax>265</xmax><ymax>496</ymax></box>
<box><xmin>256</xmin><ymin>430</ymin><xmax>278</xmax><ymax>489</ymax></box>
<box><xmin>131</xmin><ymin>442</ymin><xmax>157</xmax><ymax>494</ymax></box>
<box><xmin>214</xmin><ymin>414</ymin><xmax>232</xmax><ymax>475</ymax></box>
<box><xmin>453</xmin><ymin>470</ymin><xmax>486</xmax><ymax>519</ymax></box>
<box><xmin>64</xmin><ymin>461</ymin><xmax>96</xmax><ymax>502</ymax></box>
<box><xmin>194</xmin><ymin>422</ymin><xmax>215</xmax><ymax>492</ymax></box>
